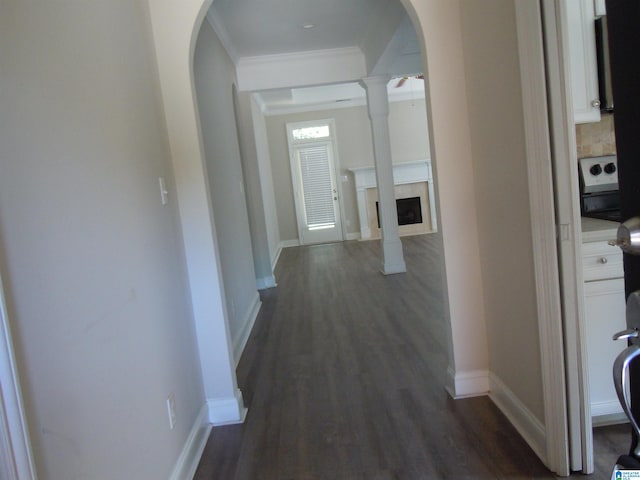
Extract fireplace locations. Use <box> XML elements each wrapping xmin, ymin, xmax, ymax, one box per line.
<box><xmin>376</xmin><ymin>196</ymin><xmax>423</xmax><ymax>228</ymax></box>
<box><xmin>349</xmin><ymin>160</ymin><xmax>437</xmax><ymax>240</ymax></box>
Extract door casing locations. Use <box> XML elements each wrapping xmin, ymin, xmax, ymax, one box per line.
<box><xmin>287</xmin><ymin>119</ymin><xmax>345</xmax><ymax>245</ymax></box>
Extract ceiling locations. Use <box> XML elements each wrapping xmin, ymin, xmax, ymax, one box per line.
<box><xmin>206</xmin><ymin>0</ymin><xmax>424</xmax><ymax>112</ymax></box>
<box><xmin>254</xmin><ymin>77</ymin><xmax>426</xmax><ymax>115</ymax></box>
<box><xmin>208</xmin><ymin>0</ymin><xmax>398</xmax><ymax>58</ymax></box>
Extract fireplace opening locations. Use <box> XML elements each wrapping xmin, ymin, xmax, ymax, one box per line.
<box><xmin>376</xmin><ymin>196</ymin><xmax>423</xmax><ymax>228</ymax></box>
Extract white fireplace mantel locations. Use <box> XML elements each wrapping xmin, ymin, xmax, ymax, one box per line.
<box><xmin>348</xmin><ymin>160</ymin><xmax>437</xmax><ymax>240</ymax></box>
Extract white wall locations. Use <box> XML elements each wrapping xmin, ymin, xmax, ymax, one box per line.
<box><xmin>233</xmin><ymin>90</ymin><xmax>277</xmax><ymax>288</ymax></box>
<box><xmin>194</xmin><ymin>21</ymin><xmax>260</xmax><ymax>356</ymax></box>
<box><xmin>0</xmin><ymin>2</ymin><xmax>205</xmax><ymax>478</ymax></box>
<box><xmin>250</xmin><ymin>96</ymin><xmax>282</xmax><ymax>267</ymax></box>
<box><xmin>405</xmin><ymin>0</ymin><xmax>490</xmax><ymax>397</ymax></box>
<box><xmin>459</xmin><ymin>0</ymin><xmax>544</xmax><ymax>421</ymax></box>
<box><xmin>265</xmin><ymin>99</ymin><xmax>430</xmax><ymax>241</ymax></box>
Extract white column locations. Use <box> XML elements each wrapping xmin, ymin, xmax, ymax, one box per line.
<box><xmin>360</xmin><ymin>76</ymin><xmax>406</xmax><ymax>274</ymax></box>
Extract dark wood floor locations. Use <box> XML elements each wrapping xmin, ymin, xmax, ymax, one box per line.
<box><xmin>194</xmin><ymin>234</ymin><xmax>628</xmax><ymax>479</ymax></box>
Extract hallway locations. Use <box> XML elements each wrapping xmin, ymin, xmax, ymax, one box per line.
<box><xmin>194</xmin><ymin>235</ymin><xmax>623</xmax><ymax>479</ymax></box>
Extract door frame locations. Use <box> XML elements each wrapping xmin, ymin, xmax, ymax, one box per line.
<box><xmin>539</xmin><ymin>0</ymin><xmax>593</xmax><ymax>472</ymax></box>
<box><xmin>0</xmin><ymin>268</ymin><xmax>37</xmax><ymax>479</ymax></box>
<box><xmin>286</xmin><ymin>118</ymin><xmax>346</xmax><ymax>245</ymax></box>
<box><xmin>514</xmin><ymin>1</ymin><xmax>572</xmax><ymax>475</ymax></box>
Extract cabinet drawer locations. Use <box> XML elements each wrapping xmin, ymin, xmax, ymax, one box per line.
<box><xmin>582</xmin><ymin>241</ymin><xmax>623</xmax><ymax>281</ymax></box>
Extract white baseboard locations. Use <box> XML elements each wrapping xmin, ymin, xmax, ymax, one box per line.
<box><xmin>345</xmin><ymin>232</ymin><xmax>360</xmax><ymax>241</ymax></box>
<box><xmin>489</xmin><ymin>373</ymin><xmax>547</xmax><ymax>464</ymax></box>
<box><xmin>593</xmin><ymin>412</ymin><xmax>628</xmax><ymax>427</ymax></box>
<box><xmin>207</xmin><ymin>389</ymin><xmax>247</xmax><ymax>426</ymax></box>
<box><xmin>272</xmin><ymin>240</ymin><xmax>300</xmax><ymax>269</ymax></box>
<box><xmin>381</xmin><ymin>262</ymin><xmax>407</xmax><ymax>275</ymax></box>
<box><xmin>256</xmin><ymin>275</ymin><xmax>277</xmax><ymax>290</ymax></box>
<box><xmin>279</xmin><ymin>239</ymin><xmax>300</xmax><ymax>249</ymax></box>
<box><xmin>271</xmin><ymin>247</ymin><xmax>281</xmax><ymax>270</ymax></box>
<box><xmin>169</xmin><ymin>404</ymin><xmax>212</xmax><ymax>480</ymax></box>
<box><xmin>232</xmin><ymin>292</ymin><xmax>261</xmax><ymax>365</ymax></box>
<box><xmin>591</xmin><ymin>399</ymin><xmax>623</xmax><ymax>419</ymax></box>
<box><xmin>445</xmin><ymin>367</ymin><xmax>490</xmax><ymax>398</ymax></box>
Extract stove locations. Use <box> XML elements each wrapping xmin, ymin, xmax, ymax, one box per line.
<box><xmin>579</xmin><ymin>155</ymin><xmax>620</xmax><ymax>222</ymax></box>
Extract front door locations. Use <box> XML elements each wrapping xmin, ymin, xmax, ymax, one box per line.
<box><xmin>605</xmin><ymin>0</ymin><xmax>640</xmax><ymax>455</ymax></box>
<box><xmin>288</xmin><ymin>121</ymin><xmax>344</xmax><ymax>245</ymax></box>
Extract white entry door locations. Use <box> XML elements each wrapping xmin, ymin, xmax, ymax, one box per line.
<box><xmin>288</xmin><ymin>121</ymin><xmax>343</xmax><ymax>245</ymax></box>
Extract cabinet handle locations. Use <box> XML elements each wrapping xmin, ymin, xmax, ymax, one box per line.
<box><xmin>592</xmin><ymin>99</ymin><xmax>601</xmax><ymax>108</ymax></box>
<box><xmin>599</xmin><ymin>257</ymin><xmax>608</xmax><ymax>264</ymax></box>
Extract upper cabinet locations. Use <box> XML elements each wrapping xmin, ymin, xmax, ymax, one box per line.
<box><xmin>566</xmin><ymin>0</ymin><xmax>601</xmax><ymax>124</ymax></box>
<box><xmin>594</xmin><ymin>0</ymin><xmax>606</xmax><ymax>17</ymax></box>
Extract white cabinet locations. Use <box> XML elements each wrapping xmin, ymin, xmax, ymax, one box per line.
<box><xmin>582</xmin><ymin>240</ymin><xmax>625</xmax><ymax>420</ymax></box>
<box><xmin>566</xmin><ymin>0</ymin><xmax>601</xmax><ymax>124</ymax></box>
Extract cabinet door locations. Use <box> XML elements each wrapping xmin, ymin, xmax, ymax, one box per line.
<box><xmin>566</xmin><ymin>0</ymin><xmax>601</xmax><ymax>124</ymax></box>
<box><xmin>584</xmin><ymin>278</ymin><xmax>625</xmax><ymax>420</ymax></box>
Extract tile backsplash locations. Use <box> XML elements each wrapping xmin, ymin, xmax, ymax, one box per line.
<box><xmin>576</xmin><ymin>113</ymin><xmax>616</xmax><ymax>158</ymax></box>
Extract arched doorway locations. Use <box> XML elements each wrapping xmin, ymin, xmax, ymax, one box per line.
<box><xmin>146</xmin><ymin>0</ymin><xmax>569</xmax><ymax>474</ymax></box>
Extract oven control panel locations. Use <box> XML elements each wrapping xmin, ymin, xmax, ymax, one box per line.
<box><xmin>579</xmin><ymin>155</ymin><xmax>618</xmax><ymax>193</ymax></box>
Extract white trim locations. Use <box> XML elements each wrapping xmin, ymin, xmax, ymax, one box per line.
<box><xmin>252</xmin><ymin>93</ymin><xmax>268</xmax><ymax>116</ymax></box>
<box><xmin>445</xmin><ymin>368</ymin><xmax>489</xmax><ymax>399</ymax></box>
<box><xmin>0</xmin><ymin>271</ymin><xmax>37</xmax><ymax>479</ymax></box>
<box><xmin>279</xmin><ymin>239</ymin><xmax>300</xmax><ymax>249</ymax></box>
<box><xmin>541</xmin><ymin>0</ymin><xmax>592</xmax><ymax>472</ymax></box>
<box><xmin>271</xmin><ymin>247</ymin><xmax>282</xmax><ymax>271</ymax></box>
<box><xmin>381</xmin><ymin>258</ymin><xmax>407</xmax><ymax>276</ymax></box>
<box><xmin>205</xmin><ymin>11</ymin><xmax>238</xmax><ymax>64</ymax></box>
<box><xmin>345</xmin><ymin>232</ymin><xmax>360</xmax><ymax>241</ymax></box>
<box><xmin>592</xmin><ymin>412</ymin><xmax>627</xmax><ymax>427</ymax></box>
<box><xmin>207</xmin><ymin>389</ymin><xmax>247</xmax><ymax>426</ymax></box>
<box><xmin>168</xmin><ymin>404</ymin><xmax>212</xmax><ymax>480</ymax></box>
<box><xmin>286</xmin><ymin>119</ymin><xmax>344</xmax><ymax>246</ymax></box>
<box><xmin>232</xmin><ymin>292</ymin><xmax>261</xmax><ymax>366</ymax></box>
<box><xmin>590</xmin><ymin>400</ymin><xmax>623</xmax><ymax>419</ymax></box>
<box><xmin>256</xmin><ymin>275</ymin><xmax>277</xmax><ymax>291</ymax></box>
<box><xmin>259</xmin><ymin>91</ymin><xmax>426</xmax><ymax>117</ymax></box>
<box><xmin>272</xmin><ymin>240</ymin><xmax>300</xmax><ymax>270</ymax></box>
<box><xmin>238</xmin><ymin>46</ymin><xmax>363</xmax><ymax>69</ymax></box>
<box><xmin>236</xmin><ymin>47</ymin><xmax>366</xmax><ymax>92</ymax></box>
<box><xmin>515</xmin><ymin>1</ymin><xmax>570</xmax><ymax>475</ymax></box>
<box><xmin>489</xmin><ymin>373</ymin><xmax>547</xmax><ymax>465</ymax></box>
<box><xmin>0</xmin><ymin>390</ymin><xmax>18</xmax><ymax>480</ymax></box>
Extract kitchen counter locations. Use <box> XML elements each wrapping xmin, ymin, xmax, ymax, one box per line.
<box><xmin>581</xmin><ymin>216</ymin><xmax>619</xmax><ymax>243</ymax></box>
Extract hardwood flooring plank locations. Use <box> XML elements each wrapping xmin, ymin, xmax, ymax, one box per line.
<box><xmin>193</xmin><ymin>234</ymin><xmax>627</xmax><ymax>479</ymax></box>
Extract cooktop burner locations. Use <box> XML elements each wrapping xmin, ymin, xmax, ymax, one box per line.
<box><xmin>579</xmin><ymin>155</ymin><xmax>620</xmax><ymax>223</ymax></box>
<box><xmin>579</xmin><ymin>155</ymin><xmax>618</xmax><ymax>193</ymax></box>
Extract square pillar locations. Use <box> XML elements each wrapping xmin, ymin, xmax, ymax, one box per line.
<box><xmin>360</xmin><ymin>76</ymin><xmax>406</xmax><ymax>274</ymax></box>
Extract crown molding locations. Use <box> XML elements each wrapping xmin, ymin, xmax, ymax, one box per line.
<box><xmin>236</xmin><ymin>47</ymin><xmax>366</xmax><ymax>92</ymax></box>
<box><xmin>205</xmin><ymin>11</ymin><xmax>239</xmax><ymax>64</ymax></box>
<box><xmin>258</xmin><ymin>89</ymin><xmax>425</xmax><ymax>116</ymax></box>
<box><xmin>237</xmin><ymin>46</ymin><xmax>362</xmax><ymax>68</ymax></box>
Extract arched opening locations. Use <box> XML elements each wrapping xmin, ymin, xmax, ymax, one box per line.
<box><xmin>185</xmin><ymin>0</ymin><xmax>494</xmax><ymax>408</ymax></box>
<box><xmin>147</xmin><ymin>0</ymin><xmax>569</xmax><ymax>475</ymax></box>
